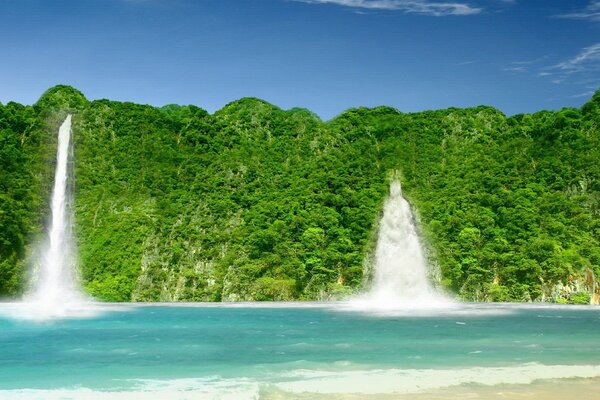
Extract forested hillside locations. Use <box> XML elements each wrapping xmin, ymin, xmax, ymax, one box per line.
<box><xmin>1</xmin><ymin>85</ymin><xmax>599</xmax><ymax>303</ymax></box>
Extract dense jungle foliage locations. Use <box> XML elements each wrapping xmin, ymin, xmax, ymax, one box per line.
<box><xmin>1</xmin><ymin>85</ymin><xmax>599</xmax><ymax>303</ymax></box>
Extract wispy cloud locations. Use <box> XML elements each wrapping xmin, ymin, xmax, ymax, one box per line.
<box><xmin>557</xmin><ymin>1</ymin><xmax>600</xmax><ymax>22</ymax></box>
<box><xmin>532</xmin><ymin>44</ymin><xmax>600</xmax><ymax>99</ymax></box>
<box><xmin>571</xmin><ymin>90</ymin><xmax>596</xmax><ymax>98</ymax></box>
<box><xmin>503</xmin><ymin>66</ymin><xmax>527</xmax><ymax>73</ymax></box>
<box><xmin>552</xmin><ymin>43</ymin><xmax>600</xmax><ymax>73</ymax></box>
<box><xmin>501</xmin><ymin>56</ymin><xmax>548</xmax><ymax>74</ymax></box>
<box><xmin>294</xmin><ymin>0</ymin><xmax>482</xmax><ymax>16</ymax></box>
<box><xmin>510</xmin><ymin>56</ymin><xmax>547</xmax><ymax>66</ymax></box>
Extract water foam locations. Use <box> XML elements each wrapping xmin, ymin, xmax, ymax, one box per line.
<box><xmin>275</xmin><ymin>363</ymin><xmax>600</xmax><ymax>395</ymax></box>
<box><xmin>1</xmin><ymin>364</ymin><xmax>599</xmax><ymax>399</ymax></box>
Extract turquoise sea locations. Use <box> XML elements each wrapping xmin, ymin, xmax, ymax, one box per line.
<box><xmin>0</xmin><ymin>302</ymin><xmax>599</xmax><ymax>399</ymax></box>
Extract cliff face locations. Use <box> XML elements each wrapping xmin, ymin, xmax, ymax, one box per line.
<box><xmin>0</xmin><ymin>86</ymin><xmax>599</xmax><ymax>303</ymax></box>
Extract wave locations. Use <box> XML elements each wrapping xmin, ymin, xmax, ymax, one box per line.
<box><xmin>1</xmin><ymin>364</ymin><xmax>599</xmax><ymax>399</ymax></box>
<box><xmin>274</xmin><ymin>363</ymin><xmax>600</xmax><ymax>394</ymax></box>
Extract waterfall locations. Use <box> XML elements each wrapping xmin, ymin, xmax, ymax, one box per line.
<box><xmin>352</xmin><ymin>180</ymin><xmax>449</xmax><ymax>310</ymax></box>
<box><xmin>26</xmin><ymin>115</ymin><xmax>88</xmax><ymax>318</ymax></box>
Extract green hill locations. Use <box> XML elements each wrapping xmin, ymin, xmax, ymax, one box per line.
<box><xmin>1</xmin><ymin>86</ymin><xmax>599</xmax><ymax>303</ymax></box>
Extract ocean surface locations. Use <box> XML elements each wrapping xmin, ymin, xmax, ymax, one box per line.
<box><xmin>0</xmin><ymin>302</ymin><xmax>599</xmax><ymax>399</ymax></box>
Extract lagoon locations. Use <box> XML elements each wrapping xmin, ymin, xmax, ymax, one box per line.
<box><xmin>0</xmin><ymin>302</ymin><xmax>599</xmax><ymax>399</ymax></box>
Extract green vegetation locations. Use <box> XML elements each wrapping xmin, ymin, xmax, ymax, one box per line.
<box><xmin>0</xmin><ymin>86</ymin><xmax>599</xmax><ymax>303</ymax></box>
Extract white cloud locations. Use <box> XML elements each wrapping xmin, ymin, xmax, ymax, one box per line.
<box><xmin>501</xmin><ymin>56</ymin><xmax>549</xmax><ymax>74</ymax></box>
<box><xmin>534</xmin><ymin>44</ymin><xmax>600</xmax><ymax>98</ymax></box>
<box><xmin>571</xmin><ymin>90</ymin><xmax>596</xmax><ymax>98</ymax></box>
<box><xmin>557</xmin><ymin>1</ymin><xmax>600</xmax><ymax>22</ymax></box>
<box><xmin>503</xmin><ymin>66</ymin><xmax>527</xmax><ymax>72</ymax></box>
<box><xmin>509</xmin><ymin>56</ymin><xmax>547</xmax><ymax>66</ymax></box>
<box><xmin>553</xmin><ymin>43</ymin><xmax>600</xmax><ymax>72</ymax></box>
<box><xmin>295</xmin><ymin>0</ymin><xmax>482</xmax><ymax>16</ymax></box>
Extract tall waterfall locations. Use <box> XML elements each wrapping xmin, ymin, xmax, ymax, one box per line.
<box><xmin>353</xmin><ymin>180</ymin><xmax>448</xmax><ymax>310</ymax></box>
<box><xmin>28</xmin><ymin>115</ymin><xmax>86</xmax><ymax>317</ymax></box>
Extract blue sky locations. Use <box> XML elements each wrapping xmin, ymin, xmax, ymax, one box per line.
<box><xmin>0</xmin><ymin>0</ymin><xmax>599</xmax><ymax>119</ymax></box>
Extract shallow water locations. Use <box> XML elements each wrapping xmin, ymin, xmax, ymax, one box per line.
<box><xmin>0</xmin><ymin>302</ymin><xmax>598</xmax><ymax>399</ymax></box>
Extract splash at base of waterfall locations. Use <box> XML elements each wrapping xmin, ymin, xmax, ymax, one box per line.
<box><xmin>350</xmin><ymin>180</ymin><xmax>452</xmax><ymax>312</ymax></box>
<box><xmin>4</xmin><ymin>301</ymin><xmax>104</xmax><ymax>321</ymax></box>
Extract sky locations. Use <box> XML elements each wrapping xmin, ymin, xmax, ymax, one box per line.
<box><xmin>0</xmin><ymin>0</ymin><xmax>599</xmax><ymax>120</ymax></box>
